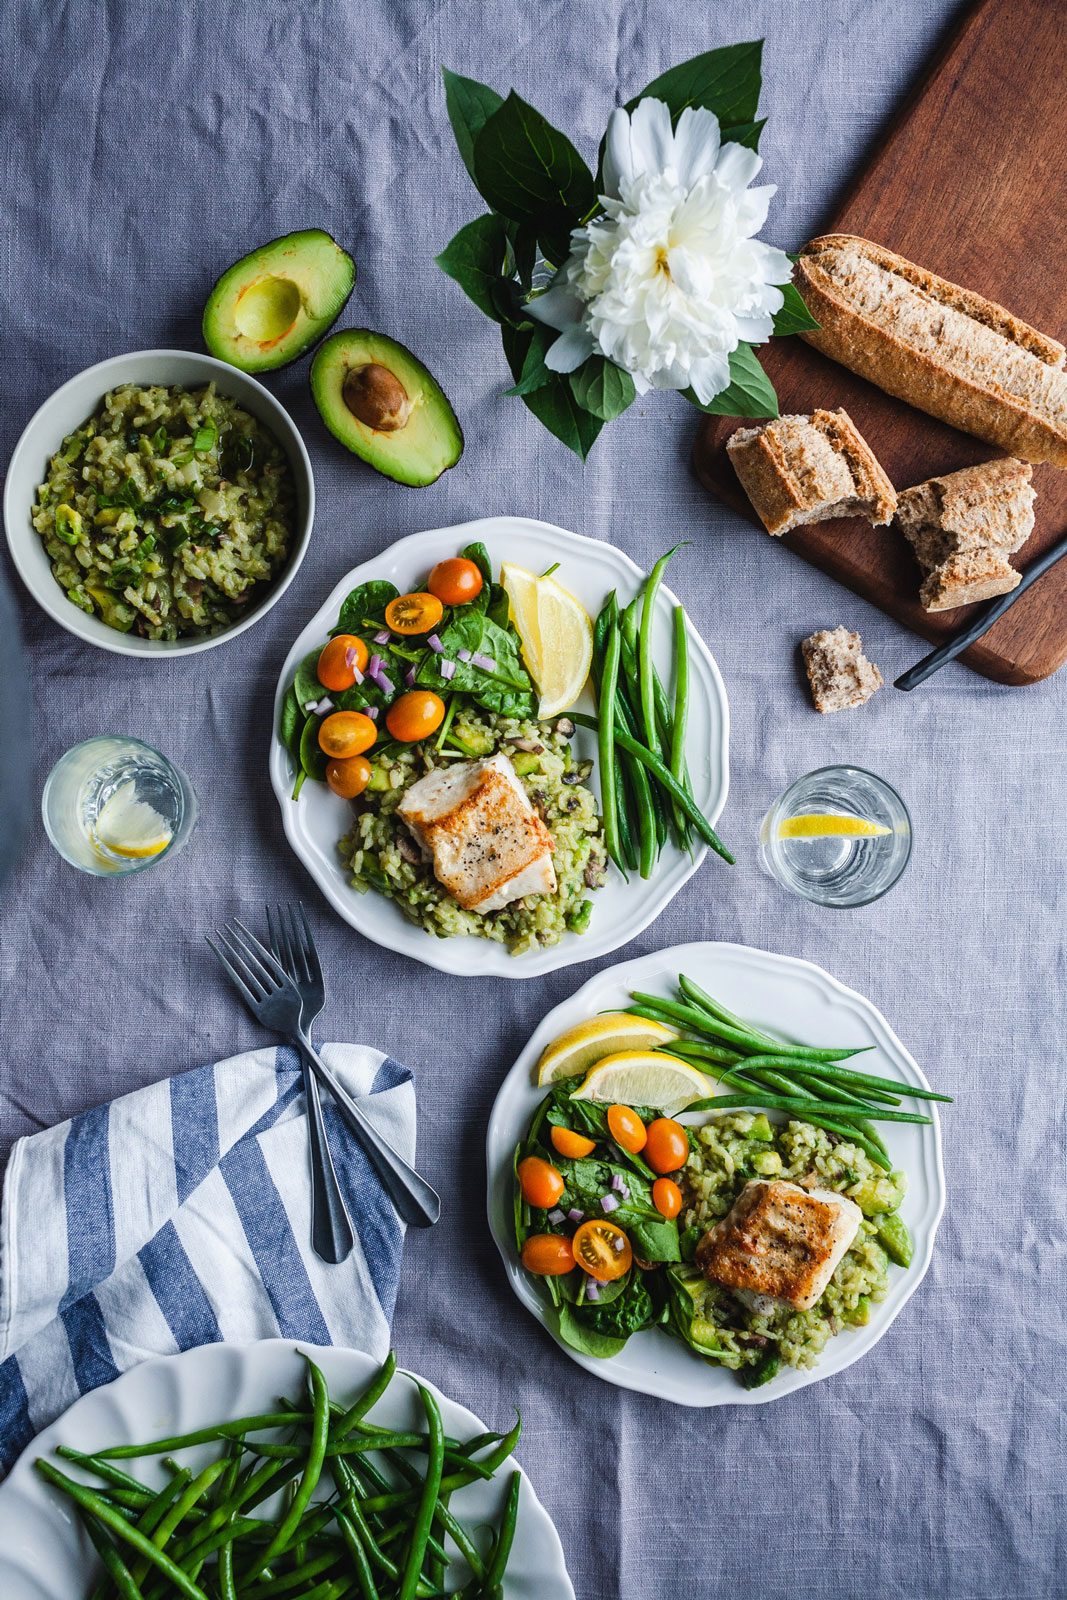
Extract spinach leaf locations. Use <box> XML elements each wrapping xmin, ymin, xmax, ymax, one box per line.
<box><xmin>627</xmin><ymin>1217</ymin><xmax>682</xmax><ymax>1264</ymax></box>
<box><xmin>299</xmin><ymin>716</ymin><xmax>328</xmax><ymax>783</ymax></box>
<box><xmin>279</xmin><ymin>686</ymin><xmax>303</xmax><ymax>762</ymax></box>
<box><xmin>293</xmin><ymin>649</ymin><xmax>325</xmax><ymax>712</ymax></box>
<box><xmin>478</xmin><ymin>617</ymin><xmax>531</xmax><ymax>689</ymax></box>
<box><xmin>461</xmin><ymin>541</ymin><xmax>493</xmax><ymax>584</ymax></box>
<box><xmin>555</xmin><ymin>1303</ymin><xmax>628</xmax><ymax>1360</ymax></box>
<box><xmin>336</xmin><ymin>642</ymin><xmax>408</xmax><ymax>712</ymax></box>
<box><xmin>336</xmin><ymin>580</ymin><xmax>399</xmax><ymax>635</ymax></box>
<box><xmin>486</xmin><ymin>583</ymin><xmax>510</xmax><ymax>630</ymax></box>
<box><xmin>583</xmin><ymin>1274</ymin><xmax>659</xmax><ymax>1340</ymax></box>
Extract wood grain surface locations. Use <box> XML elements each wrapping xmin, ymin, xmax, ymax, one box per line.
<box><xmin>692</xmin><ymin>0</ymin><xmax>1067</xmax><ymax>684</ymax></box>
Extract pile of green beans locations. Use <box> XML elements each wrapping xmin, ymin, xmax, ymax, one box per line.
<box><xmin>36</xmin><ymin>1352</ymin><xmax>522</xmax><ymax>1600</ymax></box>
<box><xmin>628</xmin><ymin>974</ymin><xmax>952</xmax><ymax>1172</ymax></box>
<box><xmin>583</xmin><ymin>547</ymin><xmax>734</xmax><ymax>880</ymax></box>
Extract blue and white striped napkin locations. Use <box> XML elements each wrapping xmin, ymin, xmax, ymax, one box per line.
<box><xmin>0</xmin><ymin>1042</ymin><xmax>415</xmax><ymax>1477</ymax></box>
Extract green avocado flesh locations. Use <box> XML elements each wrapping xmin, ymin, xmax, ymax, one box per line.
<box><xmin>310</xmin><ymin>330</ymin><xmax>463</xmax><ymax>487</ymax></box>
<box><xmin>203</xmin><ymin>229</ymin><xmax>355</xmax><ymax>373</ymax></box>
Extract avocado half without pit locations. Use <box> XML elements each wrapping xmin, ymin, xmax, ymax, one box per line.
<box><xmin>202</xmin><ymin>229</ymin><xmax>355</xmax><ymax>373</ymax></box>
<box><xmin>310</xmin><ymin>330</ymin><xmax>463</xmax><ymax>486</ymax></box>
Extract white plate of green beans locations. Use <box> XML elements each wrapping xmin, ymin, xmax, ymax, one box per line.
<box><xmin>0</xmin><ymin>1341</ymin><xmax>574</xmax><ymax>1600</ymax></box>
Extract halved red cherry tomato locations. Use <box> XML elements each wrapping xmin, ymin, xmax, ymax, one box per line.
<box><xmin>385</xmin><ymin>689</ymin><xmax>445</xmax><ymax>743</ymax></box>
<box><xmin>645</xmin><ymin>1117</ymin><xmax>689</xmax><ymax>1175</ymax></box>
<box><xmin>428</xmin><ymin>557</ymin><xmax>483</xmax><ymax>607</ymax></box>
<box><xmin>517</xmin><ymin>1156</ymin><xmax>564</xmax><ymax>1210</ymax></box>
<box><xmin>384</xmin><ymin>592</ymin><xmax>444</xmax><ymax>635</ymax></box>
<box><xmin>550</xmin><ymin>1125</ymin><xmax>596</xmax><ymax>1159</ymax></box>
<box><xmin>318</xmin><ymin>710</ymin><xmax>377</xmax><ymax>759</ymax></box>
<box><xmin>572</xmin><ymin>1219</ymin><xmax>632</xmax><ymax>1281</ymax></box>
<box><xmin>652</xmin><ymin>1177</ymin><xmax>683</xmax><ymax>1219</ymax></box>
<box><xmin>521</xmin><ymin>1234</ymin><xmax>574</xmax><ymax>1276</ymax></box>
<box><xmin>607</xmin><ymin>1103</ymin><xmax>647</xmax><ymax>1155</ymax></box>
<box><xmin>317</xmin><ymin>634</ymin><xmax>368</xmax><ymax>692</ymax></box>
<box><xmin>326</xmin><ymin>755</ymin><xmax>371</xmax><ymax>799</ymax></box>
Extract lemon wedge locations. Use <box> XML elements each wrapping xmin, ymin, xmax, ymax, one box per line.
<box><xmin>536</xmin><ymin>1012</ymin><xmax>678</xmax><ymax>1085</ymax></box>
<box><xmin>92</xmin><ymin>782</ymin><xmax>172</xmax><ymax>860</ymax></box>
<box><xmin>500</xmin><ymin>561</ymin><xmax>593</xmax><ymax>718</ymax></box>
<box><xmin>777</xmin><ymin>813</ymin><xmax>891</xmax><ymax>840</ymax></box>
<box><xmin>570</xmin><ymin>1050</ymin><xmax>712</xmax><ymax>1116</ymax></box>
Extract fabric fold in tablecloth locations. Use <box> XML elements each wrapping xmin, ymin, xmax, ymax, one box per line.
<box><xmin>0</xmin><ymin>1042</ymin><xmax>415</xmax><ymax>1476</ymax></box>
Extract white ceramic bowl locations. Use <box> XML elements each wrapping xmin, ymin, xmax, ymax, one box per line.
<box><xmin>3</xmin><ymin>349</ymin><xmax>315</xmax><ymax>656</ymax></box>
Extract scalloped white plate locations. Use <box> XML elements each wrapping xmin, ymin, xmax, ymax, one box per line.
<box><xmin>0</xmin><ymin>1341</ymin><xmax>574</xmax><ymax>1600</ymax></box>
<box><xmin>487</xmin><ymin>942</ymin><xmax>946</xmax><ymax>1405</ymax></box>
<box><xmin>268</xmin><ymin>518</ymin><xmax>729</xmax><ymax>978</ymax></box>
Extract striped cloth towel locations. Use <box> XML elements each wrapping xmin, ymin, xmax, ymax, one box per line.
<box><xmin>0</xmin><ymin>1042</ymin><xmax>415</xmax><ymax>1477</ymax></box>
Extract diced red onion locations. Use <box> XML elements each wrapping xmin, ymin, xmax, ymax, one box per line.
<box><xmin>457</xmin><ymin>648</ymin><xmax>472</xmax><ymax>663</ymax></box>
<box><xmin>548</xmin><ymin>1208</ymin><xmax>565</xmax><ymax>1225</ymax></box>
<box><xmin>373</xmin><ymin>629</ymin><xmax>391</xmax><ymax>645</ymax></box>
<box><xmin>344</xmin><ymin>646</ymin><xmax>358</xmax><ymax>670</ymax></box>
<box><xmin>364</xmin><ymin>705</ymin><xmax>378</xmax><ymax>721</ymax></box>
<box><xmin>377</xmin><ymin>671</ymin><xmax>394</xmax><ymax>696</ymax></box>
<box><xmin>368</xmin><ymin>653</ymin><xmax>382</xmax><ymax>676</ymax></box>
<box><xmin>567</xmin><ymin>1207</ymin><xmax>584</xmax><ymax>1222</ymax></box>
<box><xmin>312</xmin><ymin>696</ymin><xmax>334</xmax><ymax>715</ymax></box>
<box><xmin>427</xmin><ymin>633</ymin><xmax>444</xmax><ymax>654</ymax></box>
<box><xmin>351</xmin><ymin>665</ymin><xmax>364</xmax><ymax>685</ymax></box>
<box><xmin>439</xmin><ymin>658</ymin><xmax>456</xmax><ymax>681</ymax></box>
<box><xmin>585</xmin><ymin>1279</ymin><xmax>601</xmax><ymax>1301</ymax></box>
<box><xmin>472</xmin><ymin>652</ymin><xmax>495</xmax><ymax>672</ymax></box>
<box><xmin>612</xmin><ymin>1235</ymin><xmax>626</xmax><ymax>1252</ymax></box>
<box><xmin>405</xmin><ymin>665</ymin><xmax>416</xmax><ymax>688</ymax></box>
<box><xmin>610</xmin><ymin>1174</ymin><xmax>624</xmax><ymax>1192</ymax></box>
<box><xmin>600</xmin><ymin>1193</ymin><xmax>619</xmax><ymax>1213</ymax></box>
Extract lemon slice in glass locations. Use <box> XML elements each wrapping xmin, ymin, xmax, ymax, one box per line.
<box><xmin>500</xmin><ymin>561</ymin><xmax>593</xmax><ymax>718</ymax></box>
<box><xmin>778</xmin><ymin>813</ymin><xmax>891</xmax><ymax>840</ymax></box>
<box><xmin>570</xmin><ymin>1050</ymin><xmax>712</xmax><ymax>1115</ymax></box>
<box><xmin>92</xmin><ymin>782</ymin><xmax>172</xmax><ymax>860</ymax></box>
<box><xmin>536</xmin><ymin>1012</ymin><xmax>678</xmax><ymax>1085</ymax></box>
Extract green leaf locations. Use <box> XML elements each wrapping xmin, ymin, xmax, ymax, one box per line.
<box><xmin>555</xmin><ymin>1303</ymin><xmax>628</xmax><ymax>1360</ymax></box>
<box><xmin>460</xmin><ymin>541</ymin><xmax>493</xmax><ymax>584</ymax></box>
<box><xmin>682</xmin><ymin>342</ymin><xmax>779</xmax><ymax>419</ymax></box>
<box><xmin>473</xmin><ymin>92</ymin><xmax>595</xmax><ymax>263</ymax></box>
<box><xmin>336</xmin><ymin>579</ymin><xmax>399</xmax><ymax>636</ymax></box>
<box><xmin>293</xmin><ymin>649</ymin><xmax>325</xmax><ymax>713</ymax></box>
<box><xmin>719</xmin><ymin>117</ymin><xmax>766</xmax><ymax>152</ymax></box>
<box><xmin>502</xmin><ymin>324</ymin><xmax>556</xmax><ymax>396</ymax></box>
<box><xmin>630</xmin><ymin>40</ymin><xmax>763</xmax><ymax>128</ymax></box>
<box><xmin>501</xmin><ymin>324</ymin><xmax>603</xmax><ymax>460</ymax></box>
<box><xmin>299</xmin><ymin>716</ymin><xmax>328</xmax><ymax>783</ymax></box>
<box><xmin>771</xmin><ymin>279</ymin><xmax>820</xmax><ymax>337</ymax></box>
<box><xmin>279</xmin><ymin>685</ymin><xmax>303</xmax><ymax>767</ymax></box>
<box><xmin>435</xmin><ymin>213</ymin><xmax>511</xmax><ymax>322</ymax></box>
<box><xmin>568</xmin><ymin>355</ymin><xmax>636</xmax><ymax>421</ymax></box>
<box><xmin>442</xmin><ymin>68</ymin><xmax>503</xmax><ymax>184</ymax></box>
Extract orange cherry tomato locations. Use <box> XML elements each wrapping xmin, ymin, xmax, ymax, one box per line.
<box><xmin>644</xmin><ymin>1117</ymin><xmax>689</xmax><ymax>1175</ymax></box>
<box><xmin>572</xmin><ymin>1219</ymin><xmax>632</xmax><ymax>1282</ymax></box>
<box><xmin>428</xmin><ymin>557</ymin><xmax>484</xmax><ymax>607</ymax></box>
<box><xmin>384</xmin><ymin>592</ymin><xmax>444</xmax><ymax>635</ymax></box>
<box><xmin>318</xmin><ymin>710</ymin><xmax>378</xmax><ymax>759</ymax></box>
<box><xmin>317</xmin><ymin>634</ymin><xmax>368</xmax><ymax>692</ymax></box>
<box><xmin>607</xmin><ymin>1104</ymin><xmax>647</xmax><ymax>1155</ymax></box>
<box><xmin>652</xmin><ymin>1177</ymin><xmax>683</xmax><ymax>1219</ymax></box>
<box><xmin>521</xmin><ymin>1234</ymin><xmax>575</xmax><ymax>1276</ymax></box>
<box><xmin>517</xmin><ymin>1156</ymin><xmax>564</xmax><ymax>1210</ymax></box>
<box><xmin>385</xmin><ymin>689</ymin><xmax>445</xmax><ymax>743</ymax></box>
<box><xmin>325</xmin><ymin>755</ymin><xmax>372</xmax><ymax>799</ymax></box>
<box><xmin>550</xmin><ymin>1125</ymin><xmax>596</xmax><ymax>1159</ymax></box>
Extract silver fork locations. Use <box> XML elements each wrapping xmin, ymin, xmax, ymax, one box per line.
<box><xmin>264</xmin><ymin>904</ymin><xmax>353</xmax><ymax>1265</ymax></box>
<box><xmin>207</xmin><ymin>919</ymin><xmax>440</xmax><ymax>1229</ymax></box>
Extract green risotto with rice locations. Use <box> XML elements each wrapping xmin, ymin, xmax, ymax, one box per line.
<box><xmin>32</xmin><ymin>383</ymin><xmax>295</xmax><ymax>639</ymax></box>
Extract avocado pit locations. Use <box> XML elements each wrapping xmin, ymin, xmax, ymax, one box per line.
<box><xmin>343</xmin><ymin>363</ymin><xmax>412</xmax><ymax>433</ymax></box>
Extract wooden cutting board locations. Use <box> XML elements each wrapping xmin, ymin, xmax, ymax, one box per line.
<box><xmin>692</xmin><ymin>0</ymin><xmax>1067</xmax><ymax>684</ymax></box>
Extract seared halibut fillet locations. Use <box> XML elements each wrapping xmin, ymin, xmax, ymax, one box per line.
<box><xmin>397</xmin><ymin>753</ymin><xmax>556</xmax><ymax>913</ymax></box>
<box><xmin>695</xmin><ymin>1178</ymin><xmax>862</xmax><ymax>1313</ymax></box>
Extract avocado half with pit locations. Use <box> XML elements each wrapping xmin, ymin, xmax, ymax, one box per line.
<box><xmin>310</xmin><ymin>330</ymin><xmax>463</xmax><ymax>486</ymax></box>
<box><xmin>202</xmin><ymin>229</ymin><xmax>355</xmax><ymax>373</ymax></box>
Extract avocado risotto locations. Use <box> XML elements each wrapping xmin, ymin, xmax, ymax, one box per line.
<box><xmin>32</xmin><ymin>382</ymin><xmax>296</xmax><ymax>640</ymax></box>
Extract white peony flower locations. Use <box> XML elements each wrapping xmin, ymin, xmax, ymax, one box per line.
<box><xmin>530</xmin><ymin>97</ymin><xmax>792</xmax><ymax>404</ymax></box>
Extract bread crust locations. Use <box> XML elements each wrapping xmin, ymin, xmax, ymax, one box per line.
<box><xmin>795</xmin><ymin>235</ymin><xmax>1067</xmax><ymax>467</ymax></box>
<box><xmin>726</xmin><ymin>408</ymin><xmax>896</xmax><ymax>536</ymax></box>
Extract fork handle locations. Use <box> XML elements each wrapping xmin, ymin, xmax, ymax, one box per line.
<box><xmin>293</xmin><ymin>1035</ymin><xmax>441</xmax><ymax>1229</ymax></box>
<box><xmin>303</xmin><ymin>1061</ymin><xmax>356</xmax><ymax>1263</ymax></box>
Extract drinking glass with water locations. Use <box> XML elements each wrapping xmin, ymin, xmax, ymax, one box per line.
<box><xmin>759</xmin><ymin>766</ymin><xmax>911</xmax><ymax>907</ymax></box>
<box><xmin>42</xmin><ymin>736</ymin><xmax>197</xmax><ymax>876</ymax></box>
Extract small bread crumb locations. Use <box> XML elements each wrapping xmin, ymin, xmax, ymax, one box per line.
<box><xmin>801</xmin><ymin>626</ymin><xmax>883</xmax><ymax>713</ymax></box>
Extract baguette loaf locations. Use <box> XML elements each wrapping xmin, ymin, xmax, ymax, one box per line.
<box><xmin>726</xmin><ymin>408</ymin><xmax>896</xmax><ymax>536</ymax></box>
<box><xmin>795</xmin><ymin>235</ymin><xmax>1067</xmax><ymax>468</ymax></box>
<box><xmin>895</xmin><ymin>457</ymin><xmax>1034</xmax><ymax>611</ymax></box>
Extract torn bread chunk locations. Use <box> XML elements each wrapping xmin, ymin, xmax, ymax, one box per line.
<box><xmin>895</xmin><ymin>458</ymin><xmax>1034</xmax><ymax>611</ymax></box>
<box><xmin>801</xmin><ymin>625</ymin><xmax>883</xmax><ymax>713</ymax></box>
<box><xmin>695</xmin><ymin>1178</ymin><xmax>862</xmax><ymax>1314</ymax></box>
<box><xmin>726</xmin><ymin>408</ymin><xmax>896</xmax><ymax>536</ymax></box>
<box><xmin>397</xmin><ymin>752</ymin><xmax>556</xmax><ymax>913</ymax></box>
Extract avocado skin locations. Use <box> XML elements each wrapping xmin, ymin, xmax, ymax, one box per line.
<box><xmin>202</xmin><ymin>228</ymin><xmax>355</xmax><ymax>374</ymax></box>
<box><xmin>310</xmin><ymin>329</ymin><xmax>464</xmax><ymax>487</ymax></box>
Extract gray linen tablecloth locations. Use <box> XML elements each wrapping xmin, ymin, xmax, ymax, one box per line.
<box><xmin>2</xmin><ymin>2</ymin><xmax>1065</xmax><ymax>1596</ymax></box>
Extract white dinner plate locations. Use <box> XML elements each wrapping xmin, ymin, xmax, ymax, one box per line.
<box><xmin>269</xmin><ymin>517</ymin><xmax>730</xmax><ymax>978</ymax></box>
<box><xmin>0</xmin><ymin>1340</ymin><xmax>574</xmax><ymax>1600</ymax></box>
<box><xmin>486</xmin><ymin>941</ymin><xmax>947</xmax><ymax>1405</ymax></box>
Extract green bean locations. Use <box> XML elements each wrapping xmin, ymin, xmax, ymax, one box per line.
<box><xmin>685</xmin><ymin>1091</ymin><xmax>929</xmax><ymax>1125</ymax></box>
<box><xmin>80</xmin><ymin>1510</ymin><xmax>148</xmax><ymax>1600</ymax></box>
<box><xmin>615</xmin><ymin>634</ymin><xmax>668</xmax><ymax>858</ymax></box>
<box><xmin>651</xmin><ymin>1036</ymin><xmax>743</xmax><ymax>1067</ymax></box>
<box><xmin>668</xmin><ymin>606</ymin><xmax>690</xmax><ymax>840</ymax></box>
<box><xmin>58</xmin><ymin>1449</ymin><xmax>160</xmax><ymax>1500</ymax></box>
<box><xmin>483</xmin><ymin>1471</ymin><xmax>521</xmax><ymax>1595</ymax></box>
<box><xmin>630</xmin><ymin>992</ymin><xmax>860</xmax><ymax>1056</ymax></box>
<box><xmin>245</xmin><ymin>1550</ymin><xmax>340</xmax><ymax>1597</ymax></box>
<box><xmin>596</xmin><ymin>615</ymin><xmax>625</xmax><ymax>874</ymax></box>
<box><xmin>678</xmin><ymin>975</ymin><xmax>877</xmax><ymax>1061</ymax></box>
<box><xmin>94</xmin><ymin>1413</ymin><xmax>306</xmax><ymax>1460</ymax></box>
<box><xmin>333</xmin><ymin>1509</ymin><xmax>382</xmax><ymax>1600</ymax></box>
<box><xmin>35</xmin><ymin>1462</ymin><xmax>210</xmax><ymax>1600</ymax></box>
<box><xmin>396</xmin><ymin>1386</ymin><xmax>444</xmax><ymax>1600</ymax></box>
<box><xmin>777</xmin><ymin>1058</ymin><xmax>953</xmax><ymax>1102</ymax></box>
<box><xmin>246</xmin><ymin>1355</ymin><xmax>332</xmax><ymax>1583</ymax></box>
<box><xmin>610</xmin><ymin>677</ymin><xmax>659</xmax><ymax>875</ymax></box>
<box><xmin>327</xmin><ymin>1351</ymin><xmax>398</xmax><ymax>1442</ymax></box>
<box><xmin>130</xmin><ymin>1459</ymin><xmax>226</xmax><ymax>1586</ymax></box>
<box><xmin>375</xmin><ymin>1448</ymin><xmax>487</xmax><ymax>1581</ymax></box>
<box><xmin>639</xmin><ymin>546</ymin><xmax>680</xmax><ymax>753</ymax></box>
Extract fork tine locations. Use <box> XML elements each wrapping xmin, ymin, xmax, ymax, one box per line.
<box><xmin>265</xmin><ymin>903</ymin><xmax>279</xmax><ymax>964</ymax></box>
<box><xmin>275</xmin><ymin>903</ymin><xmax>298</xmax><ymax>979</ymax></box>
<box><xmin>286</xmin><ymin>902</ymin><xmax>313</xmax><ymax>985</ymax></box>
<box><xmin>229</xmin><ymin>919</ymin><xmax>289</xmax><ymax>988</ymax></box>
<box><xmin>206</xmin><ymin>934</ymin><xmax>266</xmax><ymax>1006</ymax></box>
<box><xmin>215</xmin><ymin>928</ymin><xmax>269</xmax><ymax>1001</ymax></box>
<box><xmin>293</xmin><ymin>902</ymin><xmax>322</xmax><ymax>987</ymax></box>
